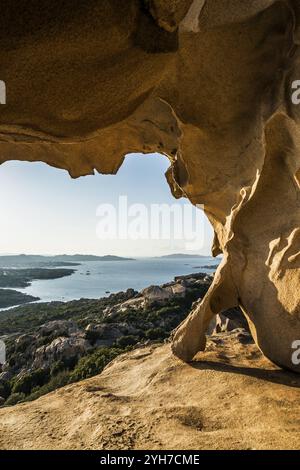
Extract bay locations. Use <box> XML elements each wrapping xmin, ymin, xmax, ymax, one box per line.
<box><xmin>15</xmin><ymin>256</ymin><xmax>219</xmax><ymax>303</ymax></box>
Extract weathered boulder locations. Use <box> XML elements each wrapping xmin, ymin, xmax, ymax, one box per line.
<box><xmin>103</xmin><ymin>297</ymin><xmax>144</xmax><ymax>319</ymax></box>
<box><xmin>85</xmin><ymin>322</ymin><xmax>139</xmax><ymax>347</ymax></box>
<box><xmin>107</xmin><ymin>289</ymin><xmax>138</xmax><ymax>303</ymax></box>
<box><xmin>165</xmin><ymin>282</ymin><xmax>186</xmax><ymax>297</ymax></box>
<box><xmin>33</xmin><ymin>336</ymin><xmax>91</xmax><ymax>369</ymax></box>
<box><xmin>38</xmin><ymin>320</ymin><xmax>79</xmax><ymax>337</ymax></box>
<box><xmin>142</xmin><ymin>282</ymin><xmax>186</xmax><ymax>305</ymax></box>
<box><xmin>141</xmin><ymin>285</ymin><xmax>173</xmax><ymax>307</ymax></box>
<box><xmin>116</xmin><ymin>297</ymin><xmax>144</xmax><ymax>313</ymax></box>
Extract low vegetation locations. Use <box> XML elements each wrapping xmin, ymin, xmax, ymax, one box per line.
<box><xmin>0</xmin><ymin>275</ymin><xmax>212</xmax><ymax>407</ymax></box>
<box><xmin>0</xmin><ymin>289</ymin><xmax>39</xmax><ymax>309</ymax></box>
<box><xmin>0</xmin><ymin>268</ymin><xmax>76</xmax><ymax>288</ymax></box>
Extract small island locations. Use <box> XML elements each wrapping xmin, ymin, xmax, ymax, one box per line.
<box><xmin>0</xmin><ymin>289</ymin><xmax>39</xmax><ymax>309</ymax></box>
<box><xmin>0</xmin><ymin>267</ymin><xmax>76</xmax><ymax>308</ymax></box>
<box><xmin>0</xmin><ymin>268</ymin><xmax>76</xmax><ymax>289</ymax></box>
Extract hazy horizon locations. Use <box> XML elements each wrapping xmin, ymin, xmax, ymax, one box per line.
<box><xmin>0</xmin><ymin>153</ymin><xmax>213</xmax><ymax>257</ymax></box>
<box><xmin>0</xmin><ymin>251</ymin><xmax>214</xmax><ymax>258</ymax></box>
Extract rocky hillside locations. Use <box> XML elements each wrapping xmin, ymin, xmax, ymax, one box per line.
<box><xmin>3</xmin><ymin>272</ymin><xmax>243</xmax><ymax>406</ymax></box>
<box><xmin>0</xmin><ymin>333</ymin><xmax>299</xmax><ymax>450</ymax></box>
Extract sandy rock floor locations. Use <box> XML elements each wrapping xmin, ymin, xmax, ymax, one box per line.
<box><xmin>0</xmin><ymin>331</ymin><xmax>299</xmax><ymax>450</ymax></box>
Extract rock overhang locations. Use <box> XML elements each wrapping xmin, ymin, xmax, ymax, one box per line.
<box><xmin>0</xmin><ymin>0</ymin><xmax>299</xmax><ymax>372</ymax></box>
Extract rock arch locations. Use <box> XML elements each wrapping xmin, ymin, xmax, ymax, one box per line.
<box><xmin>0</xmin><ymin>0</ymin><xmax>299</xmax><ymax>371</ymax></box>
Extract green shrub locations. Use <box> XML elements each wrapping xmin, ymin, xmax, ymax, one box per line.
<box><xmin>5</xmin><ymin>392</ymin><xmax>26</xmax><ymax>406</ymax></box>
<box><xmin>50</xmin><ymin>360</ymin><xmax>65</xmax><ymax>376</ymax></box>
<box><xmin>70</xmin><ymin>347</ymin><xmax>122</xmax><ymax>382</ymax></box>
<box><xmin>61</xmin><ymin>355</ymin><xmax>78</xmax><ymax>370</ymax></box>
<box><xmin>8</xmin><ymin>356</ymin><xmax>16</xmax><ymax>367</ymax></box>
<box><xmin>155</xmin><ymin>306</ymin><xmax>177</xmax><ymax>316</ymax></box>
<box><xmin>26</xmin><ymin>371</ymin><xmax>71</xmax><ymax>402</ymax></box>
<box><xmin>12</xmin><ymin>368</ymin><xmax>49</xmax><ymax>395</ymax></box>
<box><xmin>85</xmin><ymin>329</ymin><xmax>102</xmax><ymax>344</ymax></box>
<box><xmin>145</xmin><ymin>327</ymin><xmax>166</xmax><ymax>340</ymax></box>
<box><xmin>15</xmin><ymin>341</ymin><xmax>29</xmax><ymax>354</ymax></box>
<box><xmin>116</xmin><ymin>335</ymin><xmax>138</xmax><ymax>348</ymax></box>
<box><xmin>0</xmin><ymin>380</ymin><xmax>11</xmax><ymax>400</ymax></box>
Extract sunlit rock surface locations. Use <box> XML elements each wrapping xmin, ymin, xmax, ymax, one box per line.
<box><xmin>0</xmin><ymin>0</ymin><xmax>299</xmax><ymax>371</ymax></box>
<box><xmin>0</xmin><ymin>342</ymin><xmax>300</xmax><ymax>450</ymax></box>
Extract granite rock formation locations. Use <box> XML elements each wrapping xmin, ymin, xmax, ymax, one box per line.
<box><xmin>0</xmin><ymin>1</ymin><xmax>299</xmax><ymax>371</ymax></box>
<box><xmin>0</xmin><ymin>340</ymin><xmax>300</xmax><ymax>450</ymax></box>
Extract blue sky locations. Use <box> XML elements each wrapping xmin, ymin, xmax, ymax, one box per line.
<box><xmin>0</xmin><ymin>153</ymin><xmax>213</xmax><ymax>257</ymax></box>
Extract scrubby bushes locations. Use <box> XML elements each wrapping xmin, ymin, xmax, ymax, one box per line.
<box><xmin>0</xmin><ymin>380</ymin><xmax>11</xmax><ymax>400</ymax></box>
<box><xmin>26</xmin><ymin>371</ymin><xmax>71</xmax><ymax>402</ymax></box>
<box><xmin>12</xmin><ymin>368</ymin><xmax>50</xmax><ymax>395</ymax></box>
<box><xmin>145</xmin><ymin>327</ymin><xmax>167</xmax><ymax>340</ymax></box>
<box><xmin>50</xmin><ymin>360</ymin><xmax>66</xmax><ymax>376</ymax></box>
<box><xmin>85</xmin><ymin>329</ymin><xmax>102</xmax><ymax>344</ymax></box>
<box><xmin>70</xmin><ymin>347</ymin><xmax>123</xmax><ymax>382</ymax></box>
<box><xmin>116</xmin><ymin>335</ymin><xmax>138</xmax><ymax>348</ymax></box>
<box><xmin>5</xmin><ymin>392</ymin><xmax>26</xmax><ymax>406</ymax></box>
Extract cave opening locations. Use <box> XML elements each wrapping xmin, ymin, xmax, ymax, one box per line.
<box><xmin>0</xmin><ymin>152</ymin><xmax>214</xmax><ymax>304</ymax></box>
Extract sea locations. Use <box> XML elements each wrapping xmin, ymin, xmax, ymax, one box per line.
<box><xmin>15</xmin><ymin>256</ymin><xmax>219</xmax><ymax>304</ymax></box>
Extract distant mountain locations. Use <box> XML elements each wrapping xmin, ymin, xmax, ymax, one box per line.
<box><xmin>0</xmin><ymin>254</ymin><xmax>135</xmax><ymax>267</ymax></box>
<box><xmin>157</xmin><ymin>253</ymin><xmax>207</xmax><ymax>259</ymax></box>
<box><xmin>51</xmin><ymin>254</ymin><xmax>135</xmax><ymax>262</ymax></box>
